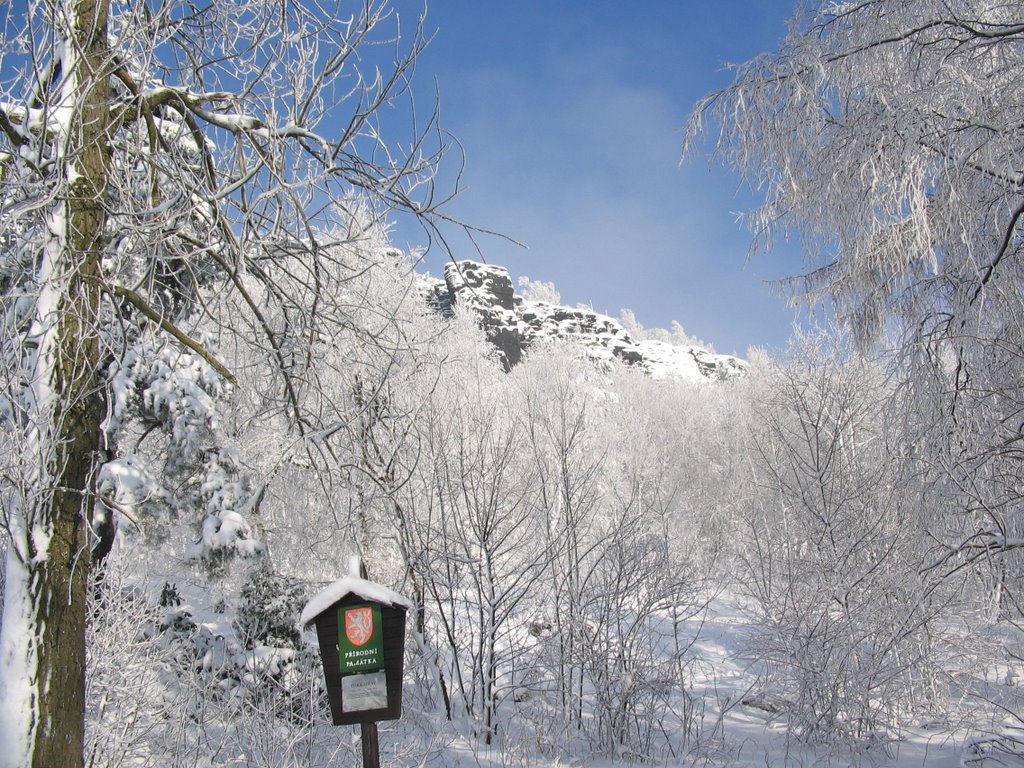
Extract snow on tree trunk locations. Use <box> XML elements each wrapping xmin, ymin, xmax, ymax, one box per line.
<box><xmin>0</xmin><ymin>547</ymin><xmax>33</xmax><ymax>767</ymax></box>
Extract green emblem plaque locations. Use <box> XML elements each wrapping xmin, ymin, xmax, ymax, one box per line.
<box><xmin>338</xmin><ymin>603</ymin><xmax>384</xmax><ymax>673</ymax></box>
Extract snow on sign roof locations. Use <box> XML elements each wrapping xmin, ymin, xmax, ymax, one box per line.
<box><xmin>300</xmin><ymin>576</ymin><xmax>412</xmax><ymax>627</ymax></box>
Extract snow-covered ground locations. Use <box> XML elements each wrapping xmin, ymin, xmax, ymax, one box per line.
<box><xmin>675</xmin><ymin>601</ymin><xmax>971</xmax><ymax>768</ymax></box>
<box><xmin>57</xmin><ymin>533</ymin><xmax>1024</xmax><ymax>768</ymax></box>
<box><xmin>374</xmin><ymin>596</ymin><xmax>1022</xmax><ymax>768</ymax></box>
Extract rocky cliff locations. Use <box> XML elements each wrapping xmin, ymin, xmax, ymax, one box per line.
<box><xmin>419</xmin><ymin>260</ymin><xmax>747</xmax><ymax>383</ymax></box>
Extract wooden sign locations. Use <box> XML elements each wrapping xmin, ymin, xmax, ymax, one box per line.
<box><xmin>301</xmin><ymin>576</ymin><xmax>410</xmax><ymax>726</ymax></box>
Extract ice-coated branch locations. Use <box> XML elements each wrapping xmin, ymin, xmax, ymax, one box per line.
<box><xmin>107</xmin><ymin>283</ymin><xmax>236</xmax><ymax>385</ymax></box>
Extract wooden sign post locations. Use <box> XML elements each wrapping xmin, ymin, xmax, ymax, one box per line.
<box><xmin>301</xmin><ymin>575</ymin><xmax>411</xmax><ymax>768</ymax></box>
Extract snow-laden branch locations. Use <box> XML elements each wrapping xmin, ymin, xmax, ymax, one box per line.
<box><xmin>111</xmin><ymin>83</ymin><xmax>332</xmax><ymax>151</ymax></box>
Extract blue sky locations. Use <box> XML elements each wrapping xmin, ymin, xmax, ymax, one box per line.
<box><xmin>389</xmin><ymin>1</ymin><xmax>804</xmax><ymax>356</ymax></box>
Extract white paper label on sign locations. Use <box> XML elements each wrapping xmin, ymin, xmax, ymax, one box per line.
<box><xmin>342</xmin><ymin>670</ymin><xmax>388</xmax><ymax>712</ymax></box>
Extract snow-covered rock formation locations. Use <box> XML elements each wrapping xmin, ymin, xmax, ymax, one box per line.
<box><xmin>419</xmin><ymin>260</ymin><xmax>747</xmax><ymax>383</ymax></box>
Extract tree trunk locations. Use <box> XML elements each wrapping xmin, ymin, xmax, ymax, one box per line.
<box><xmin>0</xmin><ymin>1</ymin><xmax>110</xmax><ymax>766</ymax></box>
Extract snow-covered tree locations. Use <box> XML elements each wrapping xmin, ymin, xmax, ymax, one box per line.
<box><xmin>687</xmin><ymin>0</ymin><xmax>1024</xmax><ymax>340</ymax></box>
<box><xmin>395</xmin><ymin>350</ymin><xmax>542</xmax><ymax>743</ymax></box>
<box><xmin>0</xmin><ymin>1</ymin><xmax>449</xmax><ymax>765</ymax></box>
<box><xmin>687</xmin><ymin>0</ymin><xmax>1024</xmax><ymax>664</ymax></box>
<box><xmin>514</xmin><ymin>344</ymin><xmax>607</xmax><ymax>735</ymax></box>
<box><xmin>517</xmin><ymin>275</ymin><xmax>561</xmax><ymax>305</ymax></box>
<box><xmin>738</xmin><ymin>334</ymin><xmax>948</xmax><ymax>743</ymax></box>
